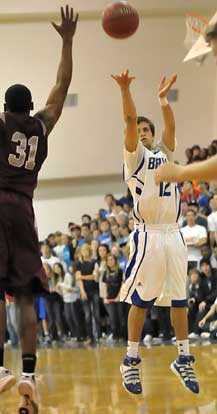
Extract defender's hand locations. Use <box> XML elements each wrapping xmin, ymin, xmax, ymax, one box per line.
<box><xmin>155</xmin><ymin>162</ymin><xmax>184</xmax><ymax>184</ymax></box>
<box><xmin>158</xmin><ymin>74</ymin><xmax>177</xmax><ymax>98</ymax></box>
<box><xmin>111</xmin><ymin>70</ymin><xmax>135</xmax><ymax>90</ymax></box>
<box><xmin>52</xmin><ymin>5</ymin><xmax>79</xmax><ymax>41</ymax></box>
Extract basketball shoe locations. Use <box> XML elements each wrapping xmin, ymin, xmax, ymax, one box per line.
<box><xmin>170</xmin><ymin>355</ymin><xmax>199</xmax><ymax>394</ymax></box>
<box><xmin>0</xmin><ymin>367</ymin><xmax>16</xmax><ymax>393</ymax></box>
<box><xmin>18</xmin><ymin>374</ymin><xmax>38</xmax><ymax>414</ymax></box>
<box><xmin>120</xmin><ymin>355</ymin><xmax>142</xmax><ymax>394</ymax></box>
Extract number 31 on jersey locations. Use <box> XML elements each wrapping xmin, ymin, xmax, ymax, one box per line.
<box><xmin>8</xmin><ymin>132</ymin><xmax>38</xmax><ymax>171</ymax></box>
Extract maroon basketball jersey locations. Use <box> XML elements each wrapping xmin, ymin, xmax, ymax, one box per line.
<box><xmin>0</xmin><ymin>112</ymin><xmax>48</xmax><ymax>199</ymax></box>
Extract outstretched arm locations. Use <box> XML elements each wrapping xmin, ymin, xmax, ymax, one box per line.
<box><xmin>159</xmin><ymin>74</ymin><xmax>177</xmax><ymax>152</ymax></box>
<box><xmin>155</xmin><ymin>156</ymin><xmax>217</xmax><ymax>184</ymax></box>
<box><xmin>111</xmin><ymin>70</ymin><xmax>138</xmax><ymax>152</ymax></box>
<box><xmin>35</xmin><ymin>5</ymin><xmax>78</xmax><ymax>135</ymax></box>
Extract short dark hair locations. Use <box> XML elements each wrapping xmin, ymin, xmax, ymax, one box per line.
<box><xmin>200</xmin><ymin>258</ymin><xmax>211</xmax><ymax>267</ymax></box>
<box><xmin>188</xmin><ymin>201</ymin><xmax>198</xmax><ymax>208</ymax></box>
<box><xmin>4</xmin><ymin>84</ymin><xmax>33</xmax><ymax>113</ymax></box>
<box><xmin>137</xmin><ymin>116</ymin><xmax>155</xmax><ymax>137</ymax></box>
<box><xmin>82</xmin><ymin>214</ymin><xmax>91</xmax><ymax>221</ymax></box>
<box><xmin>192</xmin><ymin>145</ymin><xmax>200</xmax><ymax>151</ymax></box>
<box><xmin>105</xmin><ymin>193</ymin><xmax>114</xmax><ymax>199</ymax></box>
<box><xmin>81</xmin><ymin>223</ymin><xmax>90</xmax><ymax>230</ymax></box>
<box><xmin>187</xmin><ymin>209</ymin><xmax>196</xmax><ymax>216</ymax></box>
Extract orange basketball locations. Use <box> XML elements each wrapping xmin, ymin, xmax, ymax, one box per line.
<box><xmin>102</xmin><ymin>1</ymin><xmax>139</xmax><ymax>39</ymax></box>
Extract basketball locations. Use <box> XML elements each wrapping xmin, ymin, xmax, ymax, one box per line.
<box><xmin>102</xmin><ymin>1</ymin><xmax>139</xmax><ymax>39</ymax></box>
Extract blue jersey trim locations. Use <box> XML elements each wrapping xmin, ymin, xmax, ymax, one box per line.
<box><xmin>136</xmin><ymin>187</ymin><xmax>142</xmax><ymax>195</ymax></box>
<box><xmin>175</xmin><ymin>186</ymin><xmax>181</xmax><ymax>222</ymax></box>
<box><xmin>131</xmin><ymin>290</ymin><xmax>156</xmax><ymax>309</ymax></box>
<box><xmin>123</xmin><ymin>231</ymin><xmax>147</xmax><ymax>301</ymax></box>
<box><xmin>172</xmin><ymin>299</ymin><xmax>187</xmax><ymax>308</ymax></box>
<box><xmin>134</xmin><ymin>156</ymin><xmax>145</xmax><ymax>176</ymax></box>
<box><xmin>133</xmin><ymin>207</ymin><xmax>140</xmax><ymax>223</ymax></box>
<box><xmin>132</xmin><ymin>176</ymin><xmax>144</xmax><ymax>186</ymax></box>
<box><xmin>125</xmin><ymin>230</ymin><xmax>139</xmax><ymax>281</ymax></box>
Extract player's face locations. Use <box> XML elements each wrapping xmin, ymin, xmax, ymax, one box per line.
<box><xmin>210</xmin><ymin>38</ymin><xmax>217</xmax><ymax>57</ymax></box>
<box><xmin>137</xmin><ymin>122</ymin><xmax>154</xmax><ymax>150</ymax></box>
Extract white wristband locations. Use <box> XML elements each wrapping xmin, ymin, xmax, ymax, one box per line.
<box><xmin>159</xmin><ymin>97</ymin><xmax>169</xmax><ymax>106</ymax></box>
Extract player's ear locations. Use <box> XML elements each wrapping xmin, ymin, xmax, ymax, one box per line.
<box><xmin>4</xmin><ymin>103</ymin><xmax>6</xmax><ymax>111</ymax></box>
<box><xmin>30</xmin><ymin>102</ymin><xmax>34</xmax><ymax>110</ymax></box>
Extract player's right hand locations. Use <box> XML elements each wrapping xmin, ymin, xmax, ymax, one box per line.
<box><xmin>154</xmin><ymin>162</ymin><xmax>184</xmax><ymax>184</ymax></box>
<box><xmin>111</xmin><ymin>70</ymin><xmax>135</xmax><ymax>90</ymax></box>
<box><xmin>52</xmin><ymin>5</ymin><xmax>79</xmax><ymax>41</ymax></box>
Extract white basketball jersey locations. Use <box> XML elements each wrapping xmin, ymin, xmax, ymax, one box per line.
<box><xmin>124</xmin><ymin>141</ymin><xmax>180</xmax><ymax>224</ymax></box>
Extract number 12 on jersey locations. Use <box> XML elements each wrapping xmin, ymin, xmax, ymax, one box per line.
<box><xmin>159</xmin><ymin>182</ymin><xmax>171</xmax><ymax>197</ymax></box>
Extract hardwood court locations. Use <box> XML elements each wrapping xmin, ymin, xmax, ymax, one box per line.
<box><xmin>1</xmin><ymin>344</ymin><xmax>217</xmax><ymax>414</ymax></box>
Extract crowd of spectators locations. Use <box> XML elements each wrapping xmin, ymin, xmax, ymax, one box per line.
<box><xmin>5</xmin><ymin>140</ymin><xmax>217</xmax><ymax>348</ymax></box>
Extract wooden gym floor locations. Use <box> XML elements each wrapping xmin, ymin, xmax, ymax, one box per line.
<box><xmin>1</xmin><ymin>344</ymin><xmax>217</xmax><ymax>414</ymax></box>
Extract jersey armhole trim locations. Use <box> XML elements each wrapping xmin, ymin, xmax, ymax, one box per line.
<box><xmin>0</xmin><ymin>113</ymin><xmax>6</xmax><ymax>123</ymax></box>
<box><xmin>39</xmin><ymin>119</ymin><xmax>47</xmax><ymax>136</ymax></box>
<box><xmin>124</xmin><ymin>155</ymin><xmax>145</xmax><ymax>182</ymax></box>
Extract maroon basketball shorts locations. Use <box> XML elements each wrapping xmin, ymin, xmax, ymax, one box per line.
<box><xmin>0</xmin><ymin>190</ymin><xmax>49</xmax><ymax>295</ymax></box>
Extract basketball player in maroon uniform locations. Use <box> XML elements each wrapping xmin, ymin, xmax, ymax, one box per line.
<box><xmin>0</xmin><ymin>5</ymin><xmax>78</xmax><ymax>413</ymax></box>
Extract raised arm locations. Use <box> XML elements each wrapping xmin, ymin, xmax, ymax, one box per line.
<box><xmin>158</xmin><ymin>74</ymin><xmax>177</xmax><ymax>152</ymax></box>
<box><xmin>111</xmin><ymin>70</ymin><xmax>138</xmax><ymax>152</ymax></box>
<box><xmin>155</xmin><ymin>156</ymin><xmax>217</xmax><ymax>185</ymax></box>
<box><xmin>35</xmin><ymin>5</ymin><xmax>78</xmax><ymax>135</ymax></box>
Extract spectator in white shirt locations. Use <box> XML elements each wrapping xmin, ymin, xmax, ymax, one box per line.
<box><xmin>53</xmin><ymin>231</ymin><xmax>64</xmax><ymax>261</ymax></box>
<box><xmin>181</xmin><ymin>210</ymin><xmax>207</xmax><ymax>272</ymax></box>
<box><xmin>208</xmin><ymin>194</ymin><xmax>217</xmax><ymax>246</ymax></box>
<box><xmin>41</xmin><ymin>243</ymin><xmax>61</xmax><ymax>269</ymax></box>
<box><xmin>211</xmin><ymin>243</ymin><xmax>217</xmax><ymax>269</ymax></box>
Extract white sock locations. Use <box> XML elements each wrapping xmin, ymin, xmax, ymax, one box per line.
<box><xmin>177</xmin><ymin>339</ymin><xmax>190</xmax><ymax>356</ymax></box>
<box><xmin>22</xmin><ymin>372</ymin><xmax>35</xmax><ymax>377</ymax></box>
<box><xmin>127</xmin><ymin>341</ymin><xmax>139</xmax><ymax>358</ymax></box>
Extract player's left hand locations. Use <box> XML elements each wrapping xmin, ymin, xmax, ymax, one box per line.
<box><xmin>52</xmin><ymin>5</ymin><xmax>79</xmax><ymax>41</ymax></box>
<box><xmin>158</xmin><ymin>74</ymin><xmax>177</xmax><ymax>98</ymax></box>
<box><xmin>154</xmin><ymin>162</ymin><xmax>184</xmax><ymax>184</ymax></box>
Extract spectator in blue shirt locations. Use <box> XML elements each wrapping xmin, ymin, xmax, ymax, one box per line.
<box><xmin>98</xmin><ymin>220</ymin><xmax>112</xmax><ymax>249</ymax></box>
<box><xmin>77</xmin><ymin>224</ymin><xmax>92</xmax><ymax>247</ymax></box>
<box><xmin>197</xmin><ymin>182</ymin><xmax>212</xmax><ymax>213</ymax></box>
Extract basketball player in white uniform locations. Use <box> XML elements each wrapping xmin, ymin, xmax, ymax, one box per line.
<box><xmin>112</xmin><ymin>70</ymin><xmax>199</xmax><ymax>395</ymax></box>
<box><xmin>155</xmin><ymin>22</ymin><xmax>217</xmax><ymax>185</ymax></box>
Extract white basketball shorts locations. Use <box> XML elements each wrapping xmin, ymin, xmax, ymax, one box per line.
<box><xmin>120</xmin><ymin>223</ymin><xmax>188</xmax><ymax>308</ymax></box>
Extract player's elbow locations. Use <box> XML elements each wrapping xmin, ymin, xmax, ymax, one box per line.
<box><xmin>124</xmin><ymin>115</ymin><xmax>137</xmax><ymax>124</ymax></box>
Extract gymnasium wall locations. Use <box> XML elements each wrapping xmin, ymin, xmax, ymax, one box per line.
<box><xmin>0</xmin><ymin>9</ymin><xmax>216</xmax><ymax>238</ymax></box>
